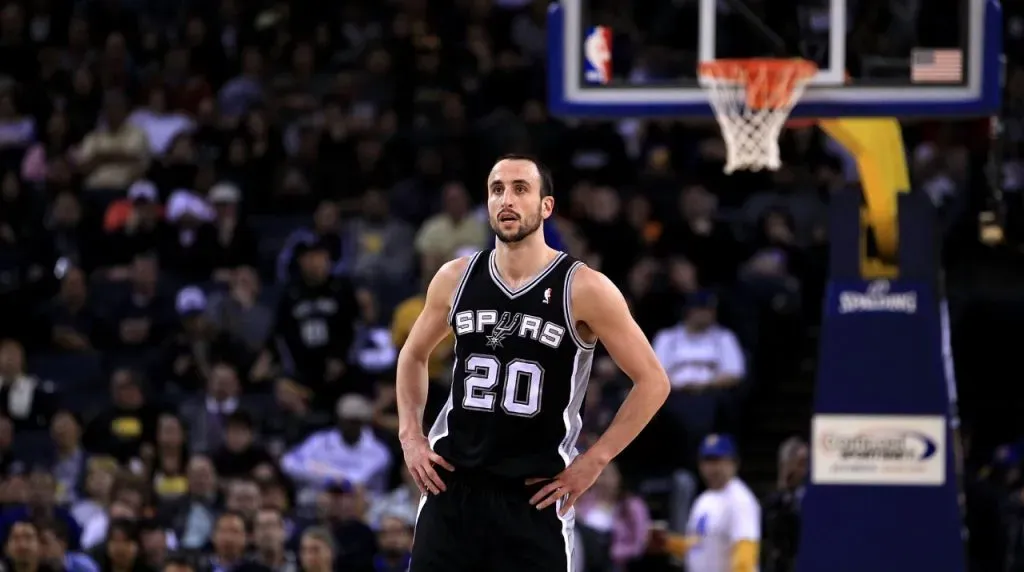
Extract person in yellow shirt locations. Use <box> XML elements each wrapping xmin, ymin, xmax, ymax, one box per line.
<box><xmin>390</xmin><ymin>270</ymin><xmax>455</xmax><ymax>428</ymax></box>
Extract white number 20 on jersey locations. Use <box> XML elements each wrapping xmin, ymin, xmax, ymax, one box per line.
<box><xmin>461</xmin><ymin>354</ymin><xmax>544</xmax><ymax>417</ymax></box>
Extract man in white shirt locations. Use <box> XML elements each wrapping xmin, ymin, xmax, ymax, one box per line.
<box><xmin>280</xmin><ymin>395</ymin><xmax>392</xmax><ymax>505</ymax></box>
<box><xmin>652</xmin><ymin>292</ymin><xmax>746</xmax><ymax>466</ymax></box>
<box><xmin>665</xmin><ymin>434</ymin><xmax>760</xmax><ymax>572</ymax></box>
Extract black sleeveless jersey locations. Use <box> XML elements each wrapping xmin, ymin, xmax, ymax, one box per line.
<box><xmin>428</xmin><ymin>249</ymin><xmax>597</xmax><ymax>479</ymax></box>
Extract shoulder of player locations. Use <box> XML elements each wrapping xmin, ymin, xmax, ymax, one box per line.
<box><xmin>425</xmin><ymin>254</ymin><xmax>476</xmax><ymax>301</ymax></box>
<box><xmin>726</xmin><ymin>479</ymin><xmax>761</xmax><ymax>507</ymax></box>
<box><xmin>568</xmin><ymin>264</ymin><xmax>621</xmax><ymax>310</ymax></box>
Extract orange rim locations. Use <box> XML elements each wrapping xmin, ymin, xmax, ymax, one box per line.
<box><xmin>699</xmin><ymin>58</ymin><xmax>818</xmax><ymax>110</ymax></box>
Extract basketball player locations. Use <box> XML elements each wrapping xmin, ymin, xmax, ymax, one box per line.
<box><xmin>396</xmin><ymin>155</ymin><xmax>671</xmax><ymax>571</ymax></box>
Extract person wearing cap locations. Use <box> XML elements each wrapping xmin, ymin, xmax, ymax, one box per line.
<box><xmin>661</xmin><ymin>434</ymin><xmax>760</xmax><ymax>572</ymax></box>
<box><xmin>271</xmin><ymin>236</ymin><xmax>360</xmax><ymax>406</ymax></box>
<box><xmin>206</xmin><ymin>182</ymin><xmax>259</xmax><ymax>280</ymax></box>
<box><xmin>651</xmin><ymin>290</ymin><xmax>746</xmax><ymax>467</ymax></box>
<box><xmin>103</xmin><ymin>179</ymin><xmax>165</xmax><ymax>233</ymax></box>
<box><xmin>280</xmin><ymin>394</ymin><xmax>392</xmax><ymax>502</ymax></box>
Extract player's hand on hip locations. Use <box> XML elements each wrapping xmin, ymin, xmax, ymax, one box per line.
<box><xmin>400</xmin><ymin>434</ymin><xmax>455</xmax><ymax>495</ymax></box>
<box><xmin>527</xmin><ymin>452</ymin><xmax>606</xmax><ymax>516</ymax></box>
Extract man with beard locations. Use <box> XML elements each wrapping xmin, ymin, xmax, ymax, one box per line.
<box><xmin>273</xmin><ymin>237</ymin><xmax>361</xmax><ymax>407</ymax></box>
<box><xmin>396</xmin><ymin>154</ymin><xmax>670</xmax><ymax>572</ymax></box>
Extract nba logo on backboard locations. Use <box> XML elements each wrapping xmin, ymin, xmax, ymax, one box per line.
<box><xmin>583</xmin><ymin>26</ymin><xmax>612</xmax><ymax>85</ymax></box>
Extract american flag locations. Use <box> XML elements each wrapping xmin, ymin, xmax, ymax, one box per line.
<box><xmin>911</xmin><ymin>49</ymin><xmax>963</xmax><ymax>83</ymax></box>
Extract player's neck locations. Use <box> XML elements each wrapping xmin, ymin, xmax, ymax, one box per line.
<box><xmin>493</xmin><ymin>233</ymin><xmax>558</xmax><ymax>284</ymax></box>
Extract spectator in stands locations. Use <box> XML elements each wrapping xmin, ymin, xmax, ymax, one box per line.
<box><xmin>198</xmin><ymin>512</ymin><xmax>270</xmax><ymax>572</ymax></box>
<box><xmin>374</xmin><ymin>511</ymin><xmax>414</xmax><ymax>572</ymax></box>
<box><xmin>251</xmin><ymin>508</ymin><xmax>296</xmax><ymax>572</ymax></box>
<box><xmin>178</xmin><ymin>362</ymin><xmax>243</xmax><ymax>455</ymax></box>
<box><xmin>70</xmin><ymin>458</ymin><xmax>117</xmax><ymax>538</ymax></box>
<box><xmin>205</xmin><ymin>267</ymin><xmax>274</xmax><ymax>356</ymax></box>
<box><xmin>83</xmin><ymin>369</ymin><xmax>157</xmax><ymax>464</ymax></box>
<box><xmin>224</xmin><ymin>479</ymin><xmax>261</xmax><ymax>525</ymax></box>
<box><xmin>77</xmin><ymin>91</ymin><xmax>149</xmax><ymax>194</ymax></box>
<box><xmin>762</xmin><ymin>437</ymin><xmax>809</xmax><ymax>572</ymax></box>
<box><xmin>296</xmin><ymin>527</ymin><xmax>334</xmax><ymax>572</ymax></box>
<box><xmin>162</xmin><ymin>288</ymin><xmax>252</xmax><ymax>393</ymax></box>
<box><xmin>207</xmin><ymin>183</ymin><xmax>258</xmax><ymax>280</ymax></box>
<box><xmin>261</xmin><ymin>380</ymin><xmax>330</xmax><ymax>458</ymax></box>
<box><xmin>38</xmin><ymin>518</ymin><xmax>98</xmax><ymax>572</ymax></box>
<box><xmin>0</xmin><ymin>339</ymin><xmax>57</xmax><ymax>431</ymax></box>
<box><xmin>3</xmin><ymin>520</ymin><xmax>53</xmax><ymax>572</ymax></box>
<box><xmin>212</xmin><ymin>412</ymin><xmax>273</xmax><ymax>481</ymax></box>
<box><xmin>276</xmin><ymin>200</ymin><xmax>351</xmax><ymax>285</ymax></box>
<box><xmin>414</xmin><ymin>182</ymin><xmax>489</xmax><ymax>272</ymax></box>
<box><xmin>128</xmin><ymin>86</ymin><xmax>195</xmax><ymax>158</ymax></box>
<box><xmin>79</xmin><ymin>474</ymin><xmax>148</xmax><ymax>550</ymax></box>
<box><xmin>349</xmin><ymin>188</ymin><xmax>416</xmax><ymax>307</ymax></box>
<box><xmin>272</xmin><ymin>238</ymin><xmax>360</xmax><ymax>405</ymax></box>
<box><xmin>167</xmin><ymin>456</ymin><xmax>217</xmax><ymax>551</ymax></box>
<box><xmin>48</xmin><ymin>411</ymin><xmax>87</xmax><ymax>504</ymax></box>
<box><xmin>94</xmin><ymin>520</ymin><xmax>150</xmax><ymax>572</ymax></box>
<box><xmin>43</xmin><ymin>193</ymin><xmax>100</xmax><ymax>276</ymax></box>
<box><xmin>281</xmin><ymin>394</ymin><xmax>391</xmax><ymax>503</ymax></box>
<box><xmin>0</xmin><ymin>468</ymin><xmax>82</xmax><ymax>551</ymax></box>
<box><xmin>107</xmin><ymin>255</ymin><xmax>173</xmax><ymax>352</ymax></box>
<box><xmin>137</xmin><ymin>519</ymin><xmax>172</xmax><ymax>570</ymax></box>
<box><xmin>575</xmin><ymin>461</ymin><xmax>651</xmax><ymax>572</ymax></box>
<box><xmin>148</xmin><ymin>413</ymin><xmax>190</xmax><ymax>508</ymax></box>
<box><xmin>160</xmin><ymin>191</ymin><xmax>218</xmax><ymax>282</ymax></box>
<box><xmin>42</xmin><ymin>266</ymin><xmax>97</xmax><ymax>353</ymax></box>
<box><xmin>102</xmin><ymin>181</ymin><xmax>164</xmax><ymax>270</ymax></box>
<box><xmin>652</xmin><ymin>292</ymin><xmax>746</xmax><ymax>467</ymax></box>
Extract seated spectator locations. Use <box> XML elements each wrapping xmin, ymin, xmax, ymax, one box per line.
<box><xmin>148</xmin><ymin>414</ymin><xmax>190</xmax><ymax>508</ymax></box>
<box><xmin>79</xmin><ymin>474</ymin><xmax>150</xmax><ymax>550</ymax></box>
<box><xmin>178</xmin><ymin>363</ymin><xmax>244</xmax><ymax>455</ymax></box>
<box><xmin>102</xmin><ymin>181</ymin><xmax>166</xmax><ymax>275</ymax></box>
<box><xmin>366</xmin><ymin>465</ymin><xmax>418</xmax><ymax>531</ymax></box>
<box><xmin>575</xmin><ymin>462</ymin><xmax>651</xmax><ymax>572</ymax></box>
<box><xmin>212</xmin><ymin>412</ymin><xmax>274</xmax><ymax>481</ymax></box>
<box><xmin>22</xmin><ymin>109</ymin><xmax>69</xmax><ymax>185</ymax></box>
<box><xmin>4</xmin><ymin>520</ymin><xmax>54</xmax><ymax>572</ymax></box>
<box><xmin>164</xmin><ymin>456</ymin><xmax>218</xmax><ymax>551</ymax></box>
<box><xmin>42</xmin><ymin>266</ymin><xmax>98</xmax><ymax>353</ymax></box>
<box><xmin>93</xmin><ymin>520</ymin><xmax>153</xmax><ymax>572</ymax></box>
<box><xmin>652</xmin><ymin>292</ymin><xmax>746</xmax><ymax>467</ymax></box>
<box><xmin>414</xmin><ymin>182</ymin><xmax>489</xmax><ymax>272</ymax></box>
<box><xmin>41</xmin><ymin>192</ymin><xmax>101</xmax><ymax>276</ymax></box>
<box><xmin>223</xmin><ymin>479</ymin><xmax>259</xmax><ymax>524</ymax></box>
<box><xmin>38</xmin><ymin>518</ymin><xmax>99</xmax><ymax>572</ymax></box>
<box><xmin>0</xmin><ymin>468</ymin><xmax>82</xmax><ymax>551</ymax></box>
<box><xmin>300</xmin><ymin>485</ymin><xmax>375</xmax><ymax>572</ymax></box>
<box><xmin>296</xmin><ymin>527</ymin><xmax>334</xmax><ymax>572</ymax></box>
<box><xmin>106</xmin><ymin>254</ymin><xmax>174</xmax><ymax>352</ymax></box>
<box><xmin>250</xmin><ymin>508</ymin><xmax>297</xmax><ymax>572</ymax></box>
<box><xmin>207</xmin><ymin>183</ymin><xmax>258</xmax><ymax>281</ymax></box>
<box><xmin>349</xmin><ymin>189</ymin><xmax>415</xmax><ymax>303</ymax></box>
<box><xmin>276</xmin><ymin>200</ymin><xmax>352</xmax><ymax>285</ymax></box>
<box><xmin>196</xmin><ymin>512</ymin><xmax>270</xmax><ymax>572</ymax></box>
<box><xmin>374</xmin><ymin>510</ymin><xmax>414</xmax><ymax>572</ymax></box>
<box><xmin>0</xmin><ymin>339</ymin><xmax>57</xmax><ymax>432</ymax></box>
<box><xmin>159</xmin><ymin>191</ymin><xmax>217</xmax><ymax>283</ymax></box>
<box><xmin>272</xmin><ymin>239</ymin><xmax>360</xmax><ymax>406</ymax></box>
<box><xmin>261</xmin><ymin>380</ymin><xmax>331</xmax><ymax>458</ymax></box>
<box><xmin>70</xmin><ymin>458</ymin><xmax>117</xmax><ymax>533</ymax></box>
<box><xmin>205</xmin><ymin>268</ymin><xmax>273</xmax><ymax>355</ymax></box>
<box><xmin>76</xmin><ymin>91</ymin><xmax>150</xmax><ymax>194</ymax></box>
<box><xmin>137</xmin><ymin>519</ymin><xmax>174</xmax><ymax>570</ymax></box>
<box><xmin>160</xmin><ymin>288</ymin><xmax>252</xmax><ymax>393</ymax></box>
<box><xmin>129</xmin><ymin>86</ymin><xmax>195</xmax><ymax>158</ymax></box>
<box><xmin>48</xmin><ymin>411</ymin><xmax>88</xmax><ymax>504</ymax></box>
<box><xmin>280</xmin><ymin>395</ymin><xmax>391</xmax><ymax>502</ymax></box>
<box><xmin>82</xmin><ymin>369</ymin><xmax>158</xmax><ymax>464</ymax></box>
<box><xmin>0</xmin><ymin>89</ymin><xmax>37</xmax><ymax>164</ymax></box>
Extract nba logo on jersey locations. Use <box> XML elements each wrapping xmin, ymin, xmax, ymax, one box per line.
<box><xmin>583</xmin><ymin>26</ymin><xmax>612</xmax><ymax>85</ymax></box>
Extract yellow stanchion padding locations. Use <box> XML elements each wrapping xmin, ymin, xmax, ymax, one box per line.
<box><xmin>818</xmin><ymin>118</ymin><xmax>911</xmax><ymax>268</ymax></box>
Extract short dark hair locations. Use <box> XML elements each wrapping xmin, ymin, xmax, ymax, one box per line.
<box><xmin>162</xmin><ymin>555</ymin><xmax>195</xmax><ymax>572</ymax></box>
<box><xmin>494</xmin><ymin>154</ymin><xmax>554</xmax><ymax>198</ymax></box>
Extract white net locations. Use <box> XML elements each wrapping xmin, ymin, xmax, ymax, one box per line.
<box><xmin>700</xmin><ymin>60</ymin><xmax>817</xmax><ymax>174</ymax></box>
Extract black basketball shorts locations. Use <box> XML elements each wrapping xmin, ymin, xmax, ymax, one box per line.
<box><xmin>410</xmin><ymin>469</ymin><xmax>576</xmax><ymax>572</ymax></box>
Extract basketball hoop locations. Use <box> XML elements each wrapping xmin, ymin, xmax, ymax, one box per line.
<box><xmin>699</xmin><ymin>59</ymin><xmax>818</xmax><ymax>173</ymax></box>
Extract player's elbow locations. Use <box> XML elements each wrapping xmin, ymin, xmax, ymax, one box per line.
<box><xmin>396</xmin><ymin>343</ymin><xmax>430</xmax><ymax>375</ymax></box>
<box><xmin>638</xmin><ymin>365</ymin><xmax>671</xmax><ymax>403</ymax></box>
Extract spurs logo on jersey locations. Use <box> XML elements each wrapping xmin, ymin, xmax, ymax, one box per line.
<box><xmin>454</xmin><ymin>309</ymin><xmax>566</xmax><ymax>350</ymax></box>
<box><xmin>485</xmin><ymin>311</ymin><xmax>522</xmax><ymax>349</ymax></box>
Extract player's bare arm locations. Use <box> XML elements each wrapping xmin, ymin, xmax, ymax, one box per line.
<box><xmin>530</xmin><ymin>265</ymin><xmax>671</xmax><ymax>514</ymax></box>
<box><xmin>395</xmin><ymin>257</ymin><xmax>468</xmax><ymax>495</ymax></box>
